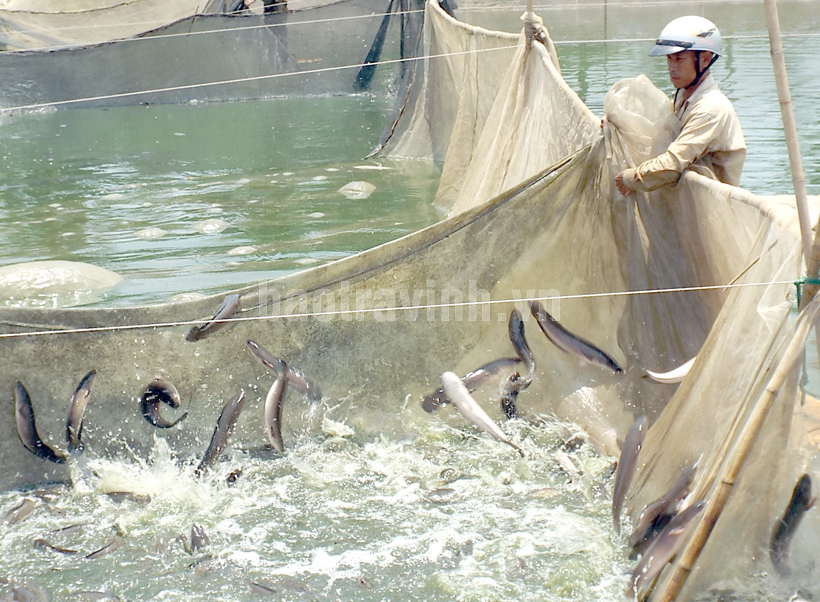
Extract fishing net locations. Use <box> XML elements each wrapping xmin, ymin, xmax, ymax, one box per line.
<box><xmin>1</xmin><ymin>2</ymin><xmax>819</xmax><ymax>600</ymax></box>
<box><xmin>0</xmin><ymin>0</ymin><xmax>423</xmax><ymax>108</ymax></box>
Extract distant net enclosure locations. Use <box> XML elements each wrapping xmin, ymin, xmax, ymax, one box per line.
<box><xmin>2</xmin><ymin>2</ymin><xmax>819</xmax><ymax>599</ymax></box>
<box><xmin>0</xmin><ymin>0</ymin><xmax>423</xmax><ymax>108</ymax></box>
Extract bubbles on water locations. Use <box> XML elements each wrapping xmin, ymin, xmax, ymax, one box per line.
<box><xmin>134</xmin><ymin>227</ymin><xmax>168</xmax><ymax>240</ymax></box>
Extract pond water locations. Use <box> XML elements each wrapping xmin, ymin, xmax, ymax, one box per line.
<box><xmin>1</xmin><ymin>3</ymin><xmax>820</xmax><ymax>601</ymax></box>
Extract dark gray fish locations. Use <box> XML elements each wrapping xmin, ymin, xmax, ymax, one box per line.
<box><xmin>33</xmin><ymin>538</ymin><xmax>79</xmax><ymax>555</ymax></box>
<box><xmin>139</xmin><ymin>379</ymin><xmax>188</xmax><ymax>428</ymax></box>
<box><xmin>529</xmin><ymin>300</ymin><xmax>623</xmax><ymax>373</ymax></box>
<box><xmin>3</xmin><ymin>498</ymin><xmax>37</xmax><ymax>525</ymax></box>
<box><xmin>628</xmin><ymin>462</ymin><xmax>697</xmax><ymax>558</ymax></box>
<box><xmin>500</xmin><ymin>309</ymin><xmax>536</xmax><ymax>419</ymax></box>
<box><xmin>509</xmin><ymin>308</ymin><xmax>535</xmax><ymax>378</ymax></box>
<box><xmin>226</xmin><ymin>468</ymin><xmax>243</xmax><ymax>484</ymax></box>
<box><xmin>195</xmin><ymin>390</ymin><xmax>246</xmax><ymax>476</ymax></box>
<box><xmin>422</xmin><ymin>357</ymin><xmax>521</xmax><ymax>413</ymax></box>
<box><xmin>65</xmin><ymin>370</ymin><xmax>97</xmax><ymax>455</ymax></box>
<box><xmin>186</xmin><ymin>293</ymin><xmax>241</xmax><ymax>342</ymax></box>
<box><xmin>105</xmin><ymin>492</ymin><xmax>151</xmax><ymax>505</ymax></box>
<box><xmin>185</xmin><ymin>524</ymin><xmax>210</xmax><ymax>554</ymax></box>
<box><xmin>246</xmin><ymin>340</ymin><xmax>322</xmax><ymax>402</ymax></box>
<box><xmin>48</xmin><ymin>522</ymin><xmax>89</xmax><ymax>537</ymax></box>
<box><xmin>264</xmin><ymin>370</ymin><xmax>288</xmax><ymax>453</ymax></box>
<box><xmin>9</xmin><ymin>582</ymin><xmax>50</xmax><ymax>602</ymax></box>
<box><xmin>85</xmin><ymin>536</ymin><xmax>123</xmax><ymax>560</ymax></box>
<box><xmin>612</xmin><ymin>414</ymin><xmax>648</xmax><ymax>535</ymax></box>
<box><xmin>14</xmin><ymin>382</ymin><xmax>66</xmax><ymax>464</ymax></box>
<box><xmin>629</xmin><ymin>502</ymin><xmax>704</xmax><ymax>599</ymax></box>
<box><xmin>771</xmin><ymin>473</ymin><xmax>815</xmax><ymax>576</ymax></box>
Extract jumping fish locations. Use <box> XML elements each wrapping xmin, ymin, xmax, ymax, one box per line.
<box><xmin>246</xmin><ymin>340</ymin><xmax>322</xmax><ymax>402</ymax></box>
<box><xmin>628</xmin><ymin>462</ymin><xmax>697</xmax><ymax>559</ymax></box>
<box><xmin>139</xmin><ymin>379</ymin><xmax>188</xmax><ymax>428</ymax></box>
<box><xmin>264</xmin><ymin>369</ymin><xmax>288</xmax><ymax>453</ymax></box>
<box><xmin>501</xmin><ymin>309</ymin><xmax>536</xmax><ymax>419</ymax></box>
<box><xmin>528</xmin><ymin>300</ymin><xmax>623</xmax><ymax>373</ymax></box>
<box><xmin>422</xmin><ymin>357</ymin><xmax>520</xmax><ymax>413</ymax></box>
<box><xmin>186</xmin><ymin>293</ymin><xmax>241</xmax><ymax>342</ymax></box>
<box><xmin>186</xmin><ymin>524</ymin><xmax>210</xmax><ymax>554</ymax></box>
<box><xmin>770</xmin><ymin>473</ymin><xmax>815</xmax><ymax>576</ymax></box>
<box><xmin>194</xmin><ymin>390</ymin><xmax>246</xmax><ymax>476</ymax></box>
<box><xmin>14</xmin><ymin>381</ymin><xmax>66</xmax><ymax>464</ymax></box>
<box><xmin>629</xmin><ymin>502</ymin><xmax>705</xmax><ymax>599</ymax></box>
<box><xmin>643</xmin><ymin>358</ymin><xmax>696</xmax><ymax>385</ymax></box>
<box><xmin>441</xmin><ymin>371</ymin><xmax>524</xmax><ymax>457</ymax></box>
<box><xmin>65</xmin><ymin>370</ymin><xmax>97</xmax><ymax>454</ymax></box>
<box><xmin>612</xmin><ymin>414</ymin><xmax>648</xmax><ymax>535</ymax></box>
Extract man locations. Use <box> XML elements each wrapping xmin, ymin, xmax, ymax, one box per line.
<box><xmin>614</xmin><ymin>16</ymin><xmax>746</xmax><ymax>196</ymax></box>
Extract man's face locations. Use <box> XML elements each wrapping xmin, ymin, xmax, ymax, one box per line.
<box><xmin>666</xmin><ymin>50</ymin><xmax>699</xmax><ymax>89</ymax></box>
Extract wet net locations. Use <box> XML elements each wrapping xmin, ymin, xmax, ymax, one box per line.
<box><xmin>1</xmin><ymin>2</ymin><xmax>819</xmax><ymax>600</ymax></box>
<box><xmin>0</xmin><ymin>0</ymin><xmax>424</xmax><ymax>108</ymax></box>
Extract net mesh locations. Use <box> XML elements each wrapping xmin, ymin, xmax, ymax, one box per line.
<box><xmin>1</xmin><ymin>2</ymin><xmax>820</xmax><ymax>599</ymax></box>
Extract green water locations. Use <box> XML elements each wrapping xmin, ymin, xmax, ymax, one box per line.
<box><xmin>0</xmin><ymin>96</ymin><xmax>441</xmax><ymax>305</ymax></box>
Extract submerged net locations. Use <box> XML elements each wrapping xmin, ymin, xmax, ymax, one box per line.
<box><xmin>0</xmin><ymin>0</ymin><xmax>423</xmax><ymax>108</ymax></box>
<box><xmin>1</xmin><ymin>1</ymin><xmax>819</xmax><ymax>600</ymax></box>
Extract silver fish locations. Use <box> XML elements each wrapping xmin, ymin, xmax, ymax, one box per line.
<box><xmin>264</xmin><ymin>369</ymin><xmax>288</xmax><ymax>453</ymax></box>
<box><xmin>643</xmin><ymin>357</ymin><xmax>696</xmax><ymax>385</ymax></box>
<box><xmin>186</xmin><ymin>294</ymin><xmax>241</xmax><ymax>342</ymax></box>
<box><xmin>65</xmin><ymin>370</ymin><xmax>96</xmax><ymax>455</ymax></box>
<box><xmin>613</xmin><ymin>414</ymin><xmax>648</xmax><ymax>535</ymax></box>
<box><xmin>246</xmin><ymin>340</ymin><xmax>322</xmax><ymax>402</ymax></box>
<box><xmin>628</xmin><ymin>462</ymin><xmax>697</xmax><ymax>558</ymax></box>
<box><xmin>441</xmin><ymin>371</ymin><xmax>524</xmax><ymax>457</ymax></box>
<box><xmin>3</xmin><ymin>497</ymin><xmax>37</xmax><ymax>525</ymax></box>
<box><xmin>629</xmin><ymin>502</ymin><xmax>704</xmax><ymax>599</ymax></box>
<box><xmin>771</xmin><ymin>474</ymin><xmax>815</xmax><ymax>576</ymax></box>
<box><xmin>85</xmin><ymin>536</ymin><xmax>123</xmax><ymax>560</ymax></box>
<box><xmin>14</xmin><ymin>381</ymin><xmax>66</xmax><ymax>464</ymax></box>
<box><xmin>195</xmin><ymin>390</ymin><xmax>246</xmax><ymax>476</ymax></box>
<box><xmin>422</xmin><ymin>357</ymin><xmax>520</xmax><ymax>413</ymax></box>
<box><xmin>139</xmin><ymin>379</ymin><xmax>188</xmax><ymax>428</ymax></box>
<box><xmin>529</xmin><ymin>300</ymin><xmax>623</xmax><ymax>373</ymax></box>
<box><xmin>8</xmin><ymin>582</ymin><xmax>50</xmax><ymax>602</ymax></box>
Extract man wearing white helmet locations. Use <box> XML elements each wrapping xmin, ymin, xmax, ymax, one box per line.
<box><xmin>615</xmin><ymin>16</ymin><xmax>746</xmax><ymax>195</ymax></box>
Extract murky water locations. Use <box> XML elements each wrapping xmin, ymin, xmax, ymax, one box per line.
<box><xmin>2</xmin><ymin>3</ymin><xmax>820</xmax><ymax>601</ymax></box>
<box><xmin>0</xmin><ymin>414</ymin><xmax>628</xmax><ymax>602</ymax></box>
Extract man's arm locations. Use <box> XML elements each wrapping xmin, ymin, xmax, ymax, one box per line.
<box><xmin>617</xmin><ymin>104</ymin><xmax>727</xmax><ymax>194</ymax></box>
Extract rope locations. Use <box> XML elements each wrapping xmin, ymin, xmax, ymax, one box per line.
<box><xmin>0</xmin><ymin>9</ymin><xmax>425</xmax><ymax>50</ymax></box>
<box><xmin>0</xmin><ymin>279</ymin><xmax>798</xmax><ymax>340</ymax></box>
<box><xmin>0</xmin><ymin>43</ymin><xmax>522</xmax><ymax>113</ymax></box>
<box><xmin>3</xmin><ymin>27</ymin><xmax>817</xmax><ymax>114</ymax></box>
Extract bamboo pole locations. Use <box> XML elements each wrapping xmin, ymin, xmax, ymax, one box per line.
<box><xmin>763</xmin><ymin>0</ymin><xmax>812</xmax><ymax>265</ymax></box>
<box><xmin>652</xmin><ymin>294</ymin><xmax>820</xmax><ymax>602</ymax></box>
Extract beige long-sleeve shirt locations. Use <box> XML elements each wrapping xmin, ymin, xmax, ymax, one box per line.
<box><xmin>621</xmin><ymin>73</ymin><xmax>746</xmax><ymax>192</ymax></box>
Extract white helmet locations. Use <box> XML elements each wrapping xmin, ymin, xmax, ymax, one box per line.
<box><xmin>649</xmin><ymin>16</ymin><xmax>723</xmax><ymax>57</ymax></box>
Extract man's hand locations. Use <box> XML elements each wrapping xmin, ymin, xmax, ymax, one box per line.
<box><xmin>615</xmin><ymin>171</ymin><xmax>633</xmax><ymax>197</ymax></box>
